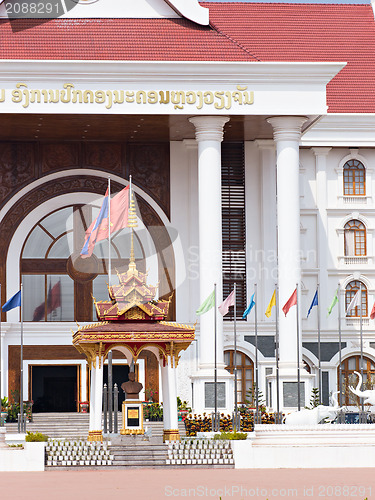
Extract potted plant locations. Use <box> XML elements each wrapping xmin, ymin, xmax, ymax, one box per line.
<box><xmin>1</xmin><ymin>397</ymin><xmax>9</xmax><ymax>425</ymax></box>
<box><xmin>177</xmin><ymin>397</ymin><xmax>192</xmax><ymax>421</ymax></box>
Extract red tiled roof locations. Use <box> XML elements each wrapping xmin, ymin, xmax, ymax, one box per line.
<box><xmin>0</xmin><ymin>3</ymin><xmax>375</xmax><ymax>112</ymax></box>
<box><xmin>0</xmin><ymin>17</ymin><xmax>252</xmax><ymax>61</ymax></box>
<box><xmin>207</xmin><ymin>2</ymin><xmax>375</xmax><ymax>113</ymax></box>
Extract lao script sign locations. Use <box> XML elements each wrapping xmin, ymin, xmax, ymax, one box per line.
<box><xmin>0</xmin><ymin>82</ymin><xmax>254</xmax><ymax>114</ymax></box>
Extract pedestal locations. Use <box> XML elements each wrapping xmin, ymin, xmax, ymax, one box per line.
<box><xmin>190</xmin><ymin>368</ymin><xmax>234</xmax><ymax>415</ymax></box>
<box><xmin>267</xmin><ymin>368</ymin><xmax>315</xmax><ymax>411</ymax></box>
<box><xmin>87</xmin><ymin>430</ymin><xmax>103</xmax><ymax>442</ymax></box>
<box><xmin>121</xmin><ymin>400</ymin><xmax>144</xmax><ymax>435</ymax></box>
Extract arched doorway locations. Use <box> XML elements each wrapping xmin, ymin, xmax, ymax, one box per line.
<box><xmin>224</xmin><ymin>350</ymin><xmax>254</xmax><ymax>404</ymax></box>
<box><xmin>338</xmin><ymin>355</ymin><xmax>375</xmax><ymax>406</ymax></box>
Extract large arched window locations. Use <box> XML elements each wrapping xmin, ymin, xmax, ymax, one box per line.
<box><xmin>344</xmin><ymin>220</ymin><xmax>366</xmax><ymax>256</ymax></box>
<box><xmin>339</xmin><ymin>355</ymin><xmax>375</xmax><ymax>405</ymax></box>
<box><xmin>345</xmin><ymin>280</ymin><xmax>367</xmax><ymax>317</ymax></box>
<box><xmin>21</xmin><ymin>205</ymin><xmax>144</xmax><ymax>322</ymax></box>
<box><xmin>224</xmin><ymin>350</ymin><xmax>254</xmax><ymax>404</ymax></box>
<box><xmin>343</xmin><ymin>159</ymin><xmax>366</xmax><ymax>196</ymax></box>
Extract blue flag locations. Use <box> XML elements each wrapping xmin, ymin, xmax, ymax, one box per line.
<box><xmin>242</xmin><ymin>293</ymin><xmax>255</xmax><ymax>319</ymax></box>
<box><xmin>2</xmin><ymin>290</ymin><xmax>21</xmax><ymax>312</ymax></box>
<box><xmin>307</xmin><ymin>290</ymin><xmax>318</xmax><ymax>318</ymax></box>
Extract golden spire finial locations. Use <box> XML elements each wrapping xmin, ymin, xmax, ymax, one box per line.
<box><xmin>128</xmin><ymin>193</ymin><xmax>138</xmax><ymax>272</ymax></box>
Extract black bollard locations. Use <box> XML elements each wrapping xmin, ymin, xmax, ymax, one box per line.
<box><xmin>113</xmin><ymin>383</ymin><xmax>118</xmax><ymax>433</ymax></box>
<box><xmin>103</xmin><ymin>384</ymin><xmax>108</xmax><ymax>434</ymax></box>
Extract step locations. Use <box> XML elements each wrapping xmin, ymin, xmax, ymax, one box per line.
<box><xmin>5</xmin><ymin>413</ymin><xmax>186</xmax><ymax>441</ymax></box>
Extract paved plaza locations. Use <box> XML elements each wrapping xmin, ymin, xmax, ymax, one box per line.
<box><xmin>1</xmin><ymin>468</ymin><xmax>374</xmax><ymax>500</ymax></box>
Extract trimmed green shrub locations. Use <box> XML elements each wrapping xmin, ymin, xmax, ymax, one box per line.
<box><xmin>25</xmin><ymin>431</ymin><xmax>48</xmax><ymax>442</ymax></box>
<box><xmin>214</xmin><ymin>431</ymin><xmax>247</xmax><ymax>440</ymax></box>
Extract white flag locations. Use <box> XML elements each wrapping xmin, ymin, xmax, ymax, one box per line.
<box><xmin>218</xmin><ymin>290</ymin><xmax>235</xmax><ymax>316</ymax></box>
<box><xmin>346</xmin><ymin>290</ymin><xmax>361</xmax><ymax>314</ymax></box>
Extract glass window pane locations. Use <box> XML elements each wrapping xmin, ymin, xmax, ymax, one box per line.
<box><xmin>41</xmin><ymin>207</ymin><xmax>73</xmax><ymax>238</ymax></box>
<box><xmin>361</xmin><ymin>358</ymin><xmax>368</xmax><ymax>370</ymax></box>
<box><xmin>46</xmin><ymin>275</ymin><xmax>74</xmax><ymax>322</ymax></box>
<box><xmin>23</xmin><ymin>226</ymin><xmax>53</xmax><ymax>258</ymax></box>
<box><xmin>48</xmin><ymin>232</ymin><xmax>72</xmax><ymax>258</ymax></box>
<box><xmin>235</xmin><ymin>353</ymin><xmax>242</xmax><ymax>365</ymax></box>
<box><xmin>93</xmin><ymin>275</ymin><xmax>110</xmax><ymax>319</ymax></box>
<box><xmin>112</xmin><ymin>230</ymin><xmax>144</xmax><ymax>259</ymax></box>
<box><xmin>224</xmin><ymin>352</ymin><xmax>230</xmax><ymax>365</ymax></box>
<box><xmin>23</xmin><ymin>275</ymin><xmax>45</xmax><ymax>321</ymax></box>
<box><xmin>348</xmin><ymin>358</ymin><xmax>356</xmax><ymax>370</ymax></box>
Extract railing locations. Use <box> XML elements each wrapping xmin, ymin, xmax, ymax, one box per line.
<box><xmin>338</xmin><ymin>255</ymin><xmax>369</xmax><ymax>265</ymax></box>
<box><xmin>335</xmin><ymin>410</ymin><xmax>372</xmax><ymax>424</ymax></box>
<box><xmin>342</xmin><ymin>196</ymin><xmax>368</xmax><ymax>205</ymax></box>
<box><xmin>345</xmin><ymin>317</ymin><xmax>370</xmax><ymax>326</ymax></box>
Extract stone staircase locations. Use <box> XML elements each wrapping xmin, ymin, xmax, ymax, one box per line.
<box><xmin>5</xmin><ymin>413</ymin><xmax>186</xmax><ymax>441</ymax></box>
<box><xmin>109</xmin><ymin>441</ymin><xmax>168</xmax><ymax>468</ymax></box>
<box><xmin>5</xmin><ymin>413</ymin><xmax>90</xmax><ymax>439</ymax></box>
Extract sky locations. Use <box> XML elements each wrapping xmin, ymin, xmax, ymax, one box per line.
<box><xmin>201</xmin><ymin>0</ymin><xmax>371</xmax><ymax>4</ymax></box>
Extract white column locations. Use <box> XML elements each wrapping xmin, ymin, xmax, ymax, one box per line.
<box><xmin>88</xmin><ymin>355</ymin><xmax>103</xmax><ymax>440</ymax></box>
<box><xmin>160</xmin><ymin>357</ymin><xmax>179</xmax><ymax>441</ymax></box>
<box><xmin>267</xmin><ymin>116</ymin><xmax>307</xmax><ymax>370</ymax></box>
<box><xmin>160</xmin><ymin>363</ymin><xmax>170</xmax><ymax>431</ymax></box>
<box><xmin>266</xmin><ymin>117</ymin><xmax>316</xmax><ymax>409</ymax></box>
<box><xmin>94</xmin><ymin>356</ymin><xmax>103</xmax><ymax>431</ymax></box>
<box><xmin>256</xmin><ymin>140</ymin><xmax>277</xmax><ymax>317</ymax></box>
<box><xmin>89</xmin><ymin>366</ymin><xmax>96</xmax><ymax>432</ymax></box>
<box><xmin>312</xmin><ymin>147</ymin><xmax>332</xmax><ymax>327</ymax></box>
<box><xmin>188</xmin><ymin>116</ymin><xmax>229</xmax><ymax>369</ymax></box>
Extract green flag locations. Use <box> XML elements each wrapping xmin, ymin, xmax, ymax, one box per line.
<box><xmin>328</xmin><ymin>288</ymin><xmax>339</xmax><ymax>315</ymax></box>
<box><xmin>196</xmin><ymin>289</ymin><xmax>215</xmax><ymax>315</ymax></box>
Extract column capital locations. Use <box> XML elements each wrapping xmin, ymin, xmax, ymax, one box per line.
<box><xmin>311</xmin><ymin>146</ymin><xmax>332</xmax><ymax>157</ymax></box>
<box><xmin>267</xmin><ymin>116</ymin><xmax>308</xmax><ymax>142</ymax></box>
<box><xmin>189</xmin><ymin>116</ymin><xmax>229</xmax><ymax>142</ymax></box>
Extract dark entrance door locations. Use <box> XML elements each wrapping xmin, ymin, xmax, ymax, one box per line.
<box><xmin>32</xmin><ymin>365</ymin><xmax>78</xmax><ymax>413</ymax></box>
<box><xmin>103</xmin><ymin>364</ymin><xmax>130</xmax><ymax>411</ymax></box>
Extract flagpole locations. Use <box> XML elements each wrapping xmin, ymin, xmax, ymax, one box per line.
<box><xmin>0</xmin><ymin>283</ymin><xmax>2</xmax><ymax>408</ymax></box>
<box><xmin>338</xmin><ymin>284</ymin><xmax>342</xmax><ymax>406</ymax></box>
<box><xmin>108</xmin><ymin>177</ymin><xmax>111</xmax><ymax>287</ymax></box>
<box><xmin>317</xmin><ymin>283</ymin><xmax>322</xmax><ymax>404</ymax></box>
<box><xmin>20</xmin><ymin>281</ymin><xmax>24</xmax><ymax>432</ymax></box>
<box><xmin>107</xmin><ymin>177</ymin><xmax>113</xmax><ymax>433</ymax></box>
<box><xmin>360</xmin><ymin>282</ymin><xmax>364</xmax><ymax>413</ymax></box>
<box><xmin>275</xmin><ymin>283</ymin><xmax>280</xmax><ymax>422</ymax></box>
<box><xmin>214</xmin><ymin>283</ymin><xmax>217</xmax><ymax>430</ymax></box>
<box><xmin>296</xmin><ymin>282</ymin><xmax>301</xmax><ymax>411</ymax></box>
<box><xmin>233</xmin><ymin>283</ymin><xmax>237</xmax><ymax>431</ymax></box>
<box><xmin>254</xmin><ymin>283</ymin><xmax>259</xmax><ymax>424</ymax></box>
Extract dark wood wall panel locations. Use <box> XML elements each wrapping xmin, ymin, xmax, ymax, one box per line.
<box><xmin>0</xmin><ymin>140</ymin><xmax>169</xmax><ymax>215</ymax></box>
<box><xmin>0</xmin><ymin>142</ymin><xmax>36</xmax><ymax>204</ymax></box>
<box><xmin>41</xmin><ymin>143</ymin><xmax>81</xmax><ymax>172</ymax></box>
<box><xmin>83</xmin><ymin>142</ymin><xmax>123</xmax><ymax>174</ymax></box>
<box><xmin>0</xmin><ymin>140</ymin><xmax>171</xmax><ymax>320</ymax></box>
<box><xmin>127</xmin><ymin>143</ymin><xmax>170</xmax><ymax>218</ymax></box>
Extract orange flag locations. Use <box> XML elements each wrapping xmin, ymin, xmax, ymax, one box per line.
<box><xmin>282</xmin><ymin>288</ymin><xmax>297</xmax><ymax>316</ymax></box>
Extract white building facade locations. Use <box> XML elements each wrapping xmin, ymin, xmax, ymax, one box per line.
<box><xmin>0</xmin><ymin>0</ymin><xmax>374</xmax><ymax>415</ymax></box>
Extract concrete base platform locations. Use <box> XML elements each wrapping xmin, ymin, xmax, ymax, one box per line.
<box><xmin>233</xmin><ymin>424</ymin><xmax>375</xmax><ymax>469</ymax></box>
